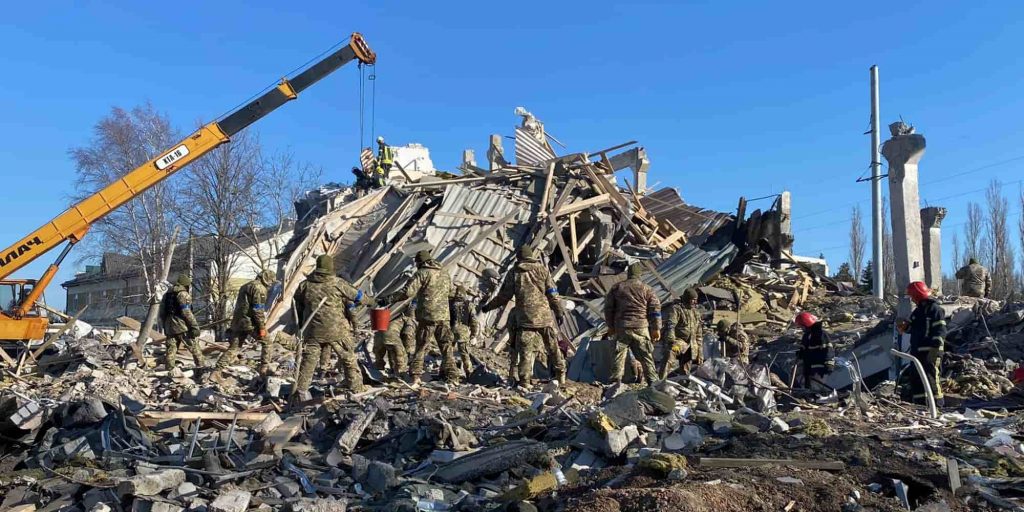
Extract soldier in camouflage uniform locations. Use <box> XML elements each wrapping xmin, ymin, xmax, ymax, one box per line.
<box><xmin>482</xmin><ymin>246</ymin><xmax>565</xmax><ymax>387</ymax></box>
<box><xmin>955</xmin><ymin>258</ymin><xmax>992</xmax><ymax>298</ymax></box>
<box><xmin>717</xmin><ymin>320</ymin><xmax>750</xmax><ymax>365</ymax></box>
<box><xmin>213</xmin><ymin>269</ymin><xmax>276</xmax><ymax>376</ymax></box>
<box><xmin>605</xmin><ymin>263</ymin><xmax>661</xmax><ymax>384</ymax></box>
<box><xmin>161</xmin><ymin>274</ymin><xmax>205</xmax><ymax>370</ymax></box>
<box><xmin>659</xmin><ymin>287</ymin><xmax>703</xmax><ymax>378</ymax></box>
<box><xmin>480</xmin><ymin>268</ymin><xmax>520</xmax><ymax>385</ymax></box>
<box><xmin>290</xmin><ymin>255</ymin><xmax>366</xmax><ymax>403</ymax></box>
<box><xmin>449</xmin><ymin>283</ymin><xmax>479</xmax><ymax>376</ymax></box>
<box><xmin>373</xmin><ymin>307</ymin><xmax>415</xmax><ymax>378</ymax></box>
<box><xmin>390</xmin><ymin>250</ymin><xmax>455</xmax><ymax>385</ymax></box>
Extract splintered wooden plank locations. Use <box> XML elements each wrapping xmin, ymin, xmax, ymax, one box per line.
<box><xmin>549</xmin><ymin>217</ymin><xmax>583</xmax><ymax>294</ymax></box>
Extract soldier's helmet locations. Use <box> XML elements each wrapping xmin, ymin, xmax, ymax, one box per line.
<box><xmin>316</xmin><ymin>255</ymin><xmax>334</xmax><ymax>274</ymax></box>
<box><xmin>682</xmin><ymin>288</ymin><xmax>698</xmax><ymax>302</ymax></box>
<box><xmin>627</xmin><ymin>263</ymin><xmax>644</xmax><ymax>279</ymax></box>
<box><xmin>414</xmin><ymin>250</ymin><xmax>432</xmax><ymax>265</ymax></box>
<box><xmin>716</xmin><ymin>319</ymin><xmax>732</xmax><ymax>333</ymax></box>
<box><xmin>482</xmin><ymin>268</ymin><xmax>500</xmax><ymax>281</ymax></box>
<box><xmin>519</xmin><ymin>246</ymin><xmax>536</xmax><ymax>260</ymax></box>
<box><xmin>176</xmin><ymin>274</ymin><xmax>192</xmax><ymax>287</ymax></box>
<box><xmin>259</xmin><ymin>269</ymin><xmax>276</xmax><ymax>285</ymax></box>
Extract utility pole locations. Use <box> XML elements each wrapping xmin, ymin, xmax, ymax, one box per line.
<box><xmin>870</xmin><ymin>65</ymin><xmax>884</xmax><ymax>299</ymax></box>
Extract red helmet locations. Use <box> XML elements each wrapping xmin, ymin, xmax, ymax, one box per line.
<box><xmin>795</xmin><ymin>312</ymin><xmax>818</xmax><ymax>329</ymax></box>
<box><xmin>907</xmin><ymin>281</ymin><xmax>930</xmax><ymax>303</ymax></box>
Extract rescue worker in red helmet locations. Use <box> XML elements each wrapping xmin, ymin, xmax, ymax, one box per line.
<box><xmin>901</xmin><ymin>281</ymin><xmax>946</xmax><ymax>407</ymax></box>
<box><xmin>795</xmin><ymin>312</ymin><xmax>833</xmax><ymax>388</ymax></box>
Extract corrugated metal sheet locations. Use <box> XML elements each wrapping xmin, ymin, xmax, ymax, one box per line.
<box><xmin>514</xmin><ymin>126</ymin><xmax>556</xmax><ymax>166</ymax></box>
<box><xmin>641</xmin><ymin>188</ymin><xmax>733</xmax><ymax>240</ymax></box>
<box><xmin>425</xmin><ymin>185</ymin><xmax>533</xmax><ymax>287</ymax></box>
<box><xmin>643</xmin><ymin>242</ymin><xmax>739</xmax><ymax>302</ymax></box>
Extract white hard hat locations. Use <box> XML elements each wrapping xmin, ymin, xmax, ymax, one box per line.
<box><xmin>377</xmin><ymin>136</ymin><xmax>385</xmax><ymax>144</ymax></box>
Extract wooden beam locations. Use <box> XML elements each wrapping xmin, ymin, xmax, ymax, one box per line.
<box><xmin>549</xmin><ymin>217</ymin><xmax>583</xmax><ymax>294</ymax></box>
<box><xmin>435</xmin><ymin>211</ymin><xmax>505</xmax><ymax>223</ymax></box>
<box><xmin>31</xmin><ymin>305</ymin><xmax>88</xmax><ymax>361</ymax></box>
<box><xmin>569</xmin><ymin>214</ymin><xmax>579</xmax><ymax>265</ymax></box>
<box><xmin>554</xmin><ymin>194</ymin><xmax>611</xmax><ymax>217</ymax></box>
<box><xmin>698</xmin><ymin>457</ymin><xmax>844</xmax><ymax>471</ymax></box>
<box><xmin>540</xmin><ymin>162</ymin><xmax>557</xmax><ymax>215</ymax></box>
<box><xmin>391</xmin><ymin>159</ymin><xmax>415</xmax><ymax>183</ymax></box>
<box><xmin>470</xmin><ymin>249</ymin><xmax>502</xmax><ymax>267</ymax></box>
<box><xmin>645</xmin><ymin>262</ymin><xmax>681</xmax><ymax>301</ymax></box>
<box><xmin>139</xmin><ymin>411</ymin><xmax>270</xmax><ymax>422</ymax></box>
<box><xmin>441</xmin><ymin>211</ymin><xmax>519</xmax><ymax>271</ymax></box>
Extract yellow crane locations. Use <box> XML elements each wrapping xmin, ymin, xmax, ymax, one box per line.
<box><xmin>0</xmin><ymin>33</ymin><xmax>375</xmax><ymax>341</ymax></box>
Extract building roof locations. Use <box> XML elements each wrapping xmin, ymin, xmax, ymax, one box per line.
<box><xmin>640</xmin><ymin>188</ymin><xmax>734</xmax><ymax>242</ymax></box>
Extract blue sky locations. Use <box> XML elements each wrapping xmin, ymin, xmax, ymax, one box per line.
<box><xmin>2</xmin><ymin>1</ymin><xmax>1023</xmax><ymax>309</ymax></box>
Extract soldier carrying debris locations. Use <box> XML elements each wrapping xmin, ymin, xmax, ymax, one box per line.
<box><xmin>479</xmin><ymin>268</ymin><xmax>523</xmax><ymax>386</ymax></box>
<box><xmin>604</xmin><ymin>263</ymin><xmax>661</xmax><ymax>385</ymax></box>
<box><xmin>373</xmin><ymin>304</ymin><xmax>416</xmax><ymax>380</ymax></box>
<box><xmin>160</xmin><ymin>274</ymin><xmax>205</xmax><ymax>371</ymax></box>
<box><xmin>482</xmin><ymin>246</ymin><xmax>566</xmax><ymax>387</ymax></box>
<box><xmin>659</xmin><ymin>287</ymin><xmax>704</xmax><ymax>379</ymax></box>
<box><xmin>716</xmin><ymin>319</ymin><xmax>750</xmax><ymax>365</ymax></box>
<box><xmin>955</xmin><ymin>258</ymin><xmax>991</xmax><ymax>298</ymax></box>
<box><xmin>902</xmin><ymin>281</ymin><xmax>946</xmax><ymax>407</ymax></box>
<box><xmin>450</xmin><ymin>283</ymin><xmax>479</xmax><ymax>378</ymax></box>
<box><xmin>290</xmin><ymin>255</ymin><xmax>366</xmax><ymax>405</ymax></box>
<box><xmin>212</xmin><ymin>269</ymin><xmax>276</xmax><ymax>379</ymax></box>
<box><xmin>795</xmin><ymin>312</ymin><xmax>833</xmax><ymax>388</ymax></box>
<box><xmin>388</xmin><ymin>250</ymin><xmax>456</xmax><ymax>386</ymax></box>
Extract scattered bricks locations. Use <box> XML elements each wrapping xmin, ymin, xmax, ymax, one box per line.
<box><xmin>771</xmin><ymin>417</ymin><xmax>791</xmax><ymax>433</ymax></box>
<box><xmin>209</xmin><ymin>489</ymin><xmax>252</xmax><ymax>512</ymax></box>
<box><xmin>169</xmin><ymin>482</ymin><xmax>199</xmax><ymax>501</ymax></box>
<box><xmin>116</xmin><ymin>469</ymin><xmax>186</xmax><ymax>497</ymax></box>
<box><xmin>10</xmin><ymin>400</ymin><xmax>44</xmax><ymax>431</ymax></box>
<box><xmin>275</xmin><ymin>476</ymin><xmax>303</xmax><ymax>498</ymax></box>
<box><xmin>51</xmin><ymin>436</ymin><xmax>95</xmax><ymax>462</ymax></box>
<box><xmin>605</xmin><ymin>425</ymin><xmax>640</xmax><ymax>457</ymax></box>
<box><xmin>326</xmin><ymin>406</ymin><xmax>378</xmax><ymax>465</ymax></box>
<box><xmin>253</xmin><ymin>411</ymin><xmax>283</xmax><ymax>436</ymax></box>
<box><xmin>264</xmin><ymin>415</ymin><xmax>305</xmax><ymax>457</ymax></box>
<box><xmin>364</xmin><ymin>460</ymin><xmax>398</xmax><ymax>494</ymax></box>
<box><xmin>287</xmin><ymin>498</ymin><xmax>348</xmax><ymax>512</ymax></box>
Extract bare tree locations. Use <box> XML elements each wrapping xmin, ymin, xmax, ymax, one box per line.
<box><xmin>985</xmin><ymin>180</ymin><xmax>1016</xmax><ymax>299</ymax></box>
<box><xmin>261</xmin><ymin>148</ymin><xmax>324</xmax><ymax>229</ymax></box>
<box><xmin>176</xmin><ymin>129</ymin><xmax>265</xmax><ymax>339</ymax></box>
<box><xmin>1018</xmin><ymin>186</ymin><xmax>1024</xmax><ymax>295</ymax></box>
<box><xmin>849</xmin><ymin>205</ymin><xmax>866</xmax><ymax>285</ymax></box>
<box><xmin>965</xmin><ymin>202</ymin><xmax>983</xmax><ymax>263</ymax></box>
<box><xmin>69</xmin><ymin>104</ymin><xmax>180</xmax><ymax>298</ymax></box>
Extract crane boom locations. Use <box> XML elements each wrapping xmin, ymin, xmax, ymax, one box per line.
<box><xmin>0</xmin><ymin>33</ymin><xmax>374</xmax><ymax>341</ymax></box>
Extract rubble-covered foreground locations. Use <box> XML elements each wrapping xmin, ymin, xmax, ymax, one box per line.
<box><xmin>3</xmin><ymin>309</ymin><xmax>1024</xmax><ymax>512</ymax></box>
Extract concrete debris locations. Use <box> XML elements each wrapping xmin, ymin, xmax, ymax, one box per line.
<box><xmin>4</xmin><ymin>110</ymin><xmax>1024</xmax><ymax>511</ymax></box>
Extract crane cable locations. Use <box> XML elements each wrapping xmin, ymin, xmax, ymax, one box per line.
<box><xmin>359</xmin><ymin>63</ymin><xmax>365</xmax><ymax>152</ymax></box>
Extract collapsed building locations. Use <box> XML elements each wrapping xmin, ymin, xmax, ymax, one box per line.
<box><xmin>3</xmin><ymin>111</ymin><xmax>1024</xmax><ymax>512</ymax></box>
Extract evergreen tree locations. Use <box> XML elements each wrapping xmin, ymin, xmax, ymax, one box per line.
<box><xmin>834</xmin><ymin>262</ymin><xmax>854</xmax><ymax>282</ymax></box>
<box><xmin>860</xmin><ymin>261</ymin><xmax>875</xmax><ymax>291</ymax></box>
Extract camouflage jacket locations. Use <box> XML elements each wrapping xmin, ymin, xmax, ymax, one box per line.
<box><xmin>295</xmin><ymin>270</ymin><xmax>362</xmax><ymax>342</ymax></box>
<box><xmin>605</xmin><ymin>278</ymin><xmax>661</xmax><ymax>331</ymax></box>
<box><xmin>955</xmin><ymin>263</ymin><xmax>991</xmax><ymax>297</ymax></box>
<box><xmin>383</xmin><ymin>314</ymin><xmax>416</xmax><ymax>347</ymax></box>
<box><xmin>450</xmin><ymin>290</ymin><xmax>480</xmax><ymax>337</ymax></box>
<box><xmin>664</xmin><ymin>302</ymin><xmax>703</xmax><ymax>355</ymax></box>
<box><xmin>398</xmin><ymin>260</ymin><xmax>452</xmax><ymax>324</ymax></box>
<box><xmin>231</xmin><ymin>278</ymin><xmax>268</xmax><ymax>333</ymax></box>
<box><xmin>161</xmin><ymin>284</ymin><xmax>199</xmax><ymax>336</ymax></box>
<box><xmin>484</xmin><ymin>258</ymin><xmax>562</xmax><ymax>329</ymax></box>
<box><xmin>720</xmin><ymin>324</ymin><xmax>750</xmax><ymax>364</ymax></box>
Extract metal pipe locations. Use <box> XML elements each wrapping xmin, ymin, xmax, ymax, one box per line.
<box><xmin>870</xmin><ymin>65</ymin><xmax>884</xmax><ymax>299</ymax></box>
<box><xmin>890</xmin><ymin>349</ymin><xmax>938</xmax><ymax>418</ymax></box>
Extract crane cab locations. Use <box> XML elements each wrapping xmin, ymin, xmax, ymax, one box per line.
<box><xmin>0</xmin><ymin>279</ymin><xmax>49</xmax><ymax>340</ymax></box>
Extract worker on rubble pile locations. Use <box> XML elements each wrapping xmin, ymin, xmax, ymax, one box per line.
<box><xmin>450</xmin><ymin>283</ymin><xmax>479</xmax><ymax>377</ymax></box>
<box><xmin>605</xmin><ymin>263</ymin><xmax>661</xmax><ymax>385</ymax></box>
<box><xmin>795</xmin><ymin>312</ymin><xmax>833</xmax><ymax>388</ymax></box>
<box><xmin>955</xmin><ymin>258</ymin><xmax>992</xmax><ymax>298</ymax></box>
<box><xmin>374</xmin><ymin>136</ymin><xmax>393</xmax><ymax>188</ymax></box>
<box><xmin>479</xmin><ymin>268</ymin><xmax>521</xmax><ymax>386</ymax></box>
<box><xmin>902</xmin><ymin>281</ymin><xmax>946</xmax><ymax>407</ymax></box>
<box><xmin>388</xmin><ymin>250</ymin><xmax>456</xmax><ymax>386</ymax></box>
<box><xmin>482</xmin><ymin>246</ymin><xmax>566</xmax><ymax>388</ymax></box>
<box><xmin>716</xmin><ymin>320</ymin><xmax>750</xmax><ymax>365</ymax></box>
<box><xmin>211</xmin><ymin>269</ymin><xmax>276</xmax><ymax>380</ymax></box>
<box><xmin>373</xmin><ymin>303</ymin><xmax>415</xmax><ymax>380</ymax></box>
<box><xmin>659</xmin><ymin>287</ymin><xmax>704</xmax><ymax>379</ymax></box>
<box><xmin>290</xmin><ymin>255</ymin><xmax>366</xmax><ymax>406</ymax></box>
<box><xmin>160</xmin><ymin>274</ymin><xmax>205</xmax><ymax>371</ymax></box>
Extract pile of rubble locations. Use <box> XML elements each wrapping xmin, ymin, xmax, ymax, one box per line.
<box><xmin>6</xmin><ymin>109</ymin><xmax>1024</xmax><ymax>511</ymax></box>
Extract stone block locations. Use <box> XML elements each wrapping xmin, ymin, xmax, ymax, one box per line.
<box><xmin>209</xmin><ymin>489</ymin><xmax>251</xmax><ymax>512</ymax></box>
<box><xmin>116</xmin><ymin>469</ymin><xmax>186</xmax><ymax>497</ymax></box>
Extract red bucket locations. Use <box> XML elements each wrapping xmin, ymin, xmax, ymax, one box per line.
<box><xmin>370</xmin><ymin>308</ymin><xmax>391</xmax><ymax>332</ymax></box>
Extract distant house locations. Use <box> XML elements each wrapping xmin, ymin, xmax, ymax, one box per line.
<box><xmin>61</xmin><ymin>225</ymin><xmax>291</xmax><ymax>327</ymax></box>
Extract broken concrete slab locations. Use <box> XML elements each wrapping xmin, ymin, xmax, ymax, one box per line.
<box><xmin>116</xmin><ymin>469</ymin><xmax>186</xmax><ymax>497</ymax></box>
<box><xmin>421</xmin><ymin>440</ymin><xmax>550</xmax><ymax>484</ymax></box>
<box><xmin>209</xmin><ymin>489</ymin><xmax>252</xmax><ymax>512</ymax></box>
<box><xmin>326</xmin><ymin>405</ymin><xmax>378</xmax><ymax>465</ymax></box>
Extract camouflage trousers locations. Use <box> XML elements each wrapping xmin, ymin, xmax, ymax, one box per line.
<box><xmin>410</xmin><ymin>321</ymin><xmax>456</xmax><ymax>382</ymax></box>
<box><xmin>214</xmin><ymin>330</ymin><xmax>273</xmax><ymax>370</ymax></box>
<box><xmin>372</xmin><ymin>331</ymin><xmax>408</xmax><ymax>375</ymax></box>
<box><xmin>452</xmin><ymin>324</ymin><xmax>474</xmax><ymax>376</ymax></box>
<box><xmin>294</xmin><ymin>337</ymin><xmax>364</xmax><ymax>395</ymax></box>
<box><xmin>659</xmin><ymin>340</ymin><xmax>701</xmax><ymax>379</ymax></box>
<box><xmin>517</xmin><ymin>326</ymin><xmax>565</xmax><ymax>385</ymax></box>
<box><xmin>612</xmin><ymin>328</ymin><xmax>658</xmax><ymax>384</ymax></box>
<box><xmin>507</xmin><ymin>331</ymin><xmax>519</xmax><ymax>382</ymax></box>
<box><xmin>166</xmin><ymin>335</ymin><xmax>205</xmax><ymax>369</ymax></box>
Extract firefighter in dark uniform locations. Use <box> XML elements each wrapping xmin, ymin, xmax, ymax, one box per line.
<box><xmin>795</xmin><ymin>312</ymin><xmax>833</xmax><ymax>388</ymax></box>
<box><xmin>902</xmin><ymin>281</ymin><xmax>946</xmax><ymax>407</ymax></box>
